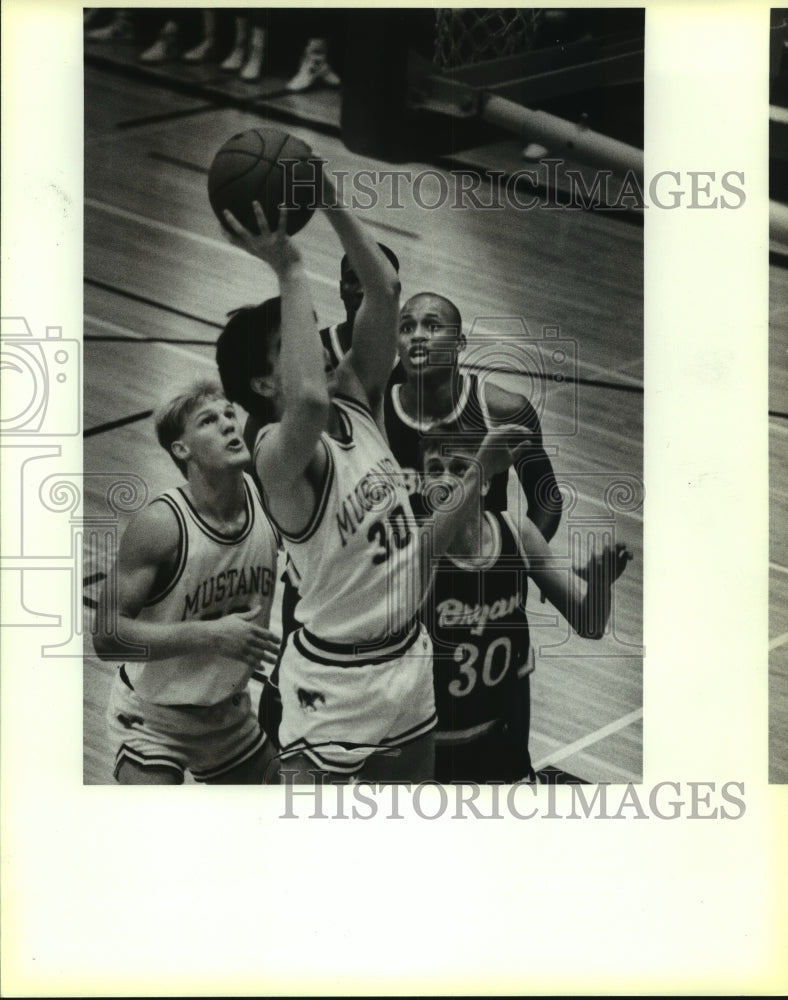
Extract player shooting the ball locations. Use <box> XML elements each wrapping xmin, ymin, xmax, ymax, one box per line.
<box><xmin>217</xmin><ymin>162</ymin><xmax>525</xmax><ymax>783</ymax></box>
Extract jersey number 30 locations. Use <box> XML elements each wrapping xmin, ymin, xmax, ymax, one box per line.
<box><xmin>449</xmin><ymin>637</ymin><xmax>513</xmax><ymax>697</ymax></box>
<box><xmin>367</xmin><ymin>503</ymin><xmax>413</xmax><ymax>564</ymax></box>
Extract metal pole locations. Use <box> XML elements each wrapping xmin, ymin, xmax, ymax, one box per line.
<box><xmin>481</xmin><ymin>92</ymin><xmax>644</xmax><ymax>181</ymax></box>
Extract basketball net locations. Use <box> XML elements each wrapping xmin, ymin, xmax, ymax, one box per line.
<box><xmin>433</xmin><ymin>8</ymin><xmax>545</xmax><ymax>70</ymax></box>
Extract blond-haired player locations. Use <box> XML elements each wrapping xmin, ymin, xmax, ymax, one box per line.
<box><xmin>93</xmin><ymin>381</ymin><xmax>280</xmax><ymax>784</ymax></box>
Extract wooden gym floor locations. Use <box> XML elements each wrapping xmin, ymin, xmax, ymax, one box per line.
<box><xmin>769</xmin><ymin>262</ymin><xmax>788</xmax><ymax>784</ymax></box>
<box><xmin>82</xmin><ymin>52</ymin><xmax>646</xmax><ymax>785</ymax></box>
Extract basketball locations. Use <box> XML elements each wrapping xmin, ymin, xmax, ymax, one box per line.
<box><xmin>207</xmin><ymin>127</ymin><xmax>317</xmax><ymax>237</ymax></box>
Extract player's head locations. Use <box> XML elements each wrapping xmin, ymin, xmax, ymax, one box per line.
<box><xmin>420</xmin><ymin>418</ymin><xmax>491</xmax><ymax>502</ymax></box>
<box><xmin>215</xmin><ymin>298</ymin><xmax>283</xmax><ymax>424</ymax></box>
<box><xmin>154</xmin><ymin>380</ymin><xmax>247</xmax><ymax>478</ymax></box>
<box><xmin>339</xmin><ymin>244</ymin><xmax>400</xmax><ymax>320</ymax></box>
<box><xmin>398</xmin><ymin>292</ymin><xmax>465</xmax><ymax>380</ymax></box>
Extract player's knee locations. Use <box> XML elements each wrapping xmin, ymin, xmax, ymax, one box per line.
<box><xmin>115</xmin><ymin>759</ymin><xmax>183</xmax><ymax>785</ymax></box>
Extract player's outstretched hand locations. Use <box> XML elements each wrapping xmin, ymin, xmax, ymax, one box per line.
<box><xmin>477</xmin><ymin>423</ymin><xmax>537</xmax><ymax>479</ymax></box>
<box><xmin>207</xmin><ymin>605</ymin><xmax>282</xmax><ymax>668</ymax></box>
<box><xmin>222</xmin><ymin>201</ymin><xmax>302</xmax><ymax>273</ymax></box>
<box><xmin>575</xmin><ymin>542</ymin><xmax>633</xmax><ymax>585</ymax></box>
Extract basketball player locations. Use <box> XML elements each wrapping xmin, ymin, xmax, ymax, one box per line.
<box><xmin>386</xmin><ymin>290</ymin><xmax>561</xmax><ymax>540</ymax></box>
<box><xmin>217</xmin><ymin>191</ymin><xmax>521</xmax><ymax>783</ymax></box>
<box><xmin>318</xmin><ymin>273</ymin><xmax>559</xmax><ymax>543</ymax></box>
<box><xmin>420</xmin><ymin>420</ymin><xmax>632</xmax><ymax>783</ymax></box>
<box><xmin>237</xmin><ymin>242</ymin><xmax>400</xmax><ymax>449</ymax></box>
<box><xmin>382</xmin><ymin>292</ymin><xmax>562</xmax><ymax>782</ymax></box>
<box><xmin>228</xmin><ymin>244</ymin><xmax>400</xmax><ymax>744</ymax></box>
<box><xmin>92</xmin><ymin>381</ymin><xmax>281</xmax><ymax>785</ymax></box>
<box><xmin>321</xmin><ymin>243</ymin><xmax>400</xmax><ymax>367</ymax></box>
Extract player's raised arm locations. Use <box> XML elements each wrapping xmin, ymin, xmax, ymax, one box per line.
<box><xmin>420</xmin><ymin>424</ymin><xmax>526</xmax><ymax>584</ymax></box>
<box><xmin>485</xmin><ymin>383</ymin><xmax>562</xmax><ymax>542</ymax></box>
<box><xmin>223</xmin><ymin>201</ymin><xmax>329</xmax><ymax>486</ymax></box>
<box><xmin>319</xmin><ymin>175</ymin><xmax>400</xmax><ymax>408</ymax></box>
<box><xmin>519</xmin><ymin>518</ymin><xmax>632</xmax><ymax>639</ymax></box>
<box><xmin>92</xmin><ymin>502</ymin><xmax>279</xmax><ymax>667</ymax></box>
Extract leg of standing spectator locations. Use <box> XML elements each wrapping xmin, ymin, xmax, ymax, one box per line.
<box><xmin>286</xmin><ymin>12</ymin><xmax>345</xmax><ymax>92</ymax></box>
<box><xmin>139</xmin><ymin>11</ymin><xmax>180</xmax><ymax>64</ymax></box>
<box><xmin>240</xmin><ymin>12</ymin><xmax>267</xmax><ymax>82</ymax></box>
<box><xmin>85</xmin><ymin>8</ymin><xmax>133</xmax><ymax>43</ymax></box>
<box><xmin>221</xmin><ymin>14</ymin><xmax>248</xmax><ymax>72</ymax></box>
<box><xmin>183</xmin><ymin>9</ymin><xmax>216</xmax><ymax>64</ymax></box>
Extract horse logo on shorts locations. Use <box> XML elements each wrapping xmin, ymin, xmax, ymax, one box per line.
<box><xmin>297</xmin><ymin>688</ymin><xmax>326</xmax><ymax>712</ymax></box>
<box><xmin>117</xmin><ymin>712</ymin><xmax>145</xmax><ymax>729</ymax></box>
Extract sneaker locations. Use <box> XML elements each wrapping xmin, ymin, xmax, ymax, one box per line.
<box><xmin>286</xmin><ymin>39</ymin><xmax>340</xmax><ymax>91</ymax></box>
<box><xmin>182</xmin><ymin>38</ymin><xmax>214</xmax><ymax>64</ymax></box>
<box><xmin>86</xmin><ymin>13</ymin><xmax>133</xmax><ymax>43</ymax></box>
<box><xmin>139</xmin><ymin>23</ymin><xmax>178</xmax><ymax>64</ymax></box>
<box><xmin>240</xmin><ymin>27</ymin><xmax>266</xmax><ymax>82</ymax></box>
<box><xmin>221</xmin><ymin>45</ymin><xmax>245</xmax><ymax>73</ymax></box>
<box><xmin>240</xmin><ymin>50</ymin><xmax>264</xmax><ymax>82</ymax></box>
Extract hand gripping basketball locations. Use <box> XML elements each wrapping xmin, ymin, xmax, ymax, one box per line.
<box><xmin>222</xmin><ymin>201</ymin><xmax>302</xmax><ymax>273</ymax></box>
<box><xmin>208</xmin><ymin>126</ymin><xmax>317</xmax><ymax>236</ymax></box>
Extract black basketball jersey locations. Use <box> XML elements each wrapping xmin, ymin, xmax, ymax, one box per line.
<box><xmin>383</xmin><ymin>372</ymin><xmax>509</xmax><ymax>518</ymax></box>
<box><xmin>319</xmin><ymin>324</ymin><xmax>346</xmax><ymax>370</ymax></box>
<box><xmin>423</xmin><ymin>511</ymin><xmax>531</xmax><ymax>740</ymax></box>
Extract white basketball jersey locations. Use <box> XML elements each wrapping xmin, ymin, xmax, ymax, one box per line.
<box><xmin>256</xmin><ymin>394</ymin><xmax>421</xmax><ymax>645</ymax></box>
<box><xmin>124</xmin><ymin>474</ymin><xmax>278</xmax><ymax>706</ymax></box>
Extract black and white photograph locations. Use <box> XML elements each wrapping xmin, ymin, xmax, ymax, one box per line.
<box><xmin>1</xmin><ymin>2</ymin><xmax>786</xmax><ymax>996</ymax></box>
<box><xmin>80</xmin><ymin>7</ymin><xmax>644</xmax><ymax>788</ymax></box>
<box><xmin>769</xmin><ymin>8</ymin><xmax>788</xmax><ymax>784</ymax></box>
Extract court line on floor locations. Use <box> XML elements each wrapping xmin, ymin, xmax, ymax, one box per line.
<box><xmin>769</xmin><ymin>632</ymin><xmax>788</xmax><ymax>652</ymax></box>
<box><xmin>467</xmin><ymin>325</ymin><xmax>643</xmax><ymax>390</ymax></box>
<box><xmin>82</xmin><ymin>317</ymin><xmax>644</xmax><ymax>398</ymax></box>
<box><xmin>86</xmin><ymin>54</ymin><xmax>645</xmax><ymax>233</ymax></box>
<box><xmin>613</xmin><ymin>357</ymin><xmax>645</xmax><ymax>376</ymax></box>
<box><xmin>84</xmin><ymin>315</ymin><xmax>220</xmax><ymax>366</ymax></box>
<box><xmin>146</xmin><ymin>152</ymin><xmax>422</xmax><ymax>242</ymax></box>
<box><xmin>464</xmin><ymin>360</ymin><xmax>642</xmax><ymax>394</ymax></box>
<box><xmin>85</xmin><ymin>51</ymin><xmax>331</xmax><ymax>132</ymax></box>
<box><xmin>85</xmin><ymin>333</ymin><xmax>216</xmax><ymax>345</ymax></box>
<box><xmin>147</xmin><ymin>151</ymin><xmax>210</xmax><ymax>175</ymax></box>
<box><xmin>530</xmin><ymin>707</ymin><xmax>642</xmax><ymax>772</ymax></box>
<box><xmin>770</xmin><ymin>249</ymin><xmax>788</xmax><ymax>270</ymax></box>
<box><xmin>85</xmin><ymin>277</ymin><xmax>643</xmax><ymax>403</ymax></box>
<box><xmin>84</xmin><ymin>409</ymin><xmax>153</xmax><ymax>438</ymax></box>
<box><xmin>85</xmin><ymin>277</ymin><xmax>223</xmax><ymax>330</ymax></box>
<box><xmin>82</xmin><ymin>316</ymin><xmax>646</xmax><ymax>475</ymax></box>
<box><xmin>85</xmin><ymin>196</ymin><xmax>337</xmax><ymax>289</ymax></box>
<box><xmin>770</xmin><ymin>419</ymin><xmax>788</xmax><ymax>436</ymax></box>
<box><xmin>86</xmin><ymin>197</ymin><xmax>643</xmax><ymax>393</ymax></box>
<box><xmin>117</xmin><ymin>103</ymin><xmax>221</xmax><ymax>129</ymax></box>
<box><xmin>770</xmin><ymin>561</ymin><xmax>788</xmax><ymax>576</ymax></box>
<box><xmin>83</xmin><ymin>309</ymin><xmax>217</xmax><ymax>345</ymax></box>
